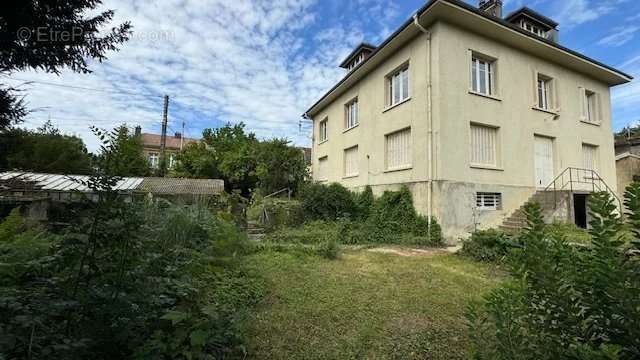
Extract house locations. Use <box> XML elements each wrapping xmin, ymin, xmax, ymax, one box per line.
<box><xmin>303</xmin><ymin>0</ymin><xmax>632</xmax><ymax>240</ymax></box>
<box><xmin>135</xmin><ymin>126</ymin><xmax>199</xmax><ymax>169</ymax></box>
<box><xmin>614</xmin><ymin>131</ymin><xmax>640</xmax><ymax>203</ymax></box>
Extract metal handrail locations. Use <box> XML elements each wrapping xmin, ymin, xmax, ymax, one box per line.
<box><xmin>542</xmin><ymin>167</ymin><xmax>622</xmax><ymax>210</ymax></box>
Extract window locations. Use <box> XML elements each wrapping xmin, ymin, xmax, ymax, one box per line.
<box><xmin>343</xmin><ymin>146</ymin><xmax>359</xmax><ymax>177</ymax></box>
<box><xmin>148</xmin><ymin>152</ymin><xmax>159</xmax><ymax>169</ymax></box>
<box><xmin>385</xmin><ymin>128</ymin><xmax>412</xmax><ymax>170</ymax></box>
<box><xmin>522</xmin><ymin>21</ymin><xmax>546</xmax><ymax>37</ymax></box>
<box><xmin>345</xmin><ymin>98</ymin><xmax>359</xmax><ymax>129</ymax></box>
<box><xmin>537</xmin><ymin>75</ymin><xmax>552</xmax><ymax>110</ymax></box>
<box><xmin>470</xmin><ymin>124</ymin><xmax>498</xmax><ymax>167</ymax></box>
<box><xmin>584</xmin><ymin>89</ymin><xmax>598</xmax><ymax>123</ymax></box>
<box><xmin>317</xmin><ymin>156</ymin><xmax>328</xmax><ymax>181</ymax></box>
<box><xmin>476</xmin><ymin>192</ymin><xmax>502</xmax><ymax>211</ymax></box>
<box><xmin>471</xmin><ymin>54</ymin><xmax>495</xmax><ymax>96</ymax></box>
<box><xmin>319</xmin><ymin>118</ymin><xmax>328</xmax><ymax>142</ymax></box>
<box><xmin>582</xmin><ymin>144</ymin><xmax>598</xmax><ymax>171</ymax></box>
<box><xmin>387</xmin><ymin>65</ymin><xmax>409</xmax><ymax>107</ymax></box>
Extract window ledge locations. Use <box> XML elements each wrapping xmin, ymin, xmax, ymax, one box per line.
<box><xmin>580</xmin><ymin>120</ymin><xmax>602</xmax><ymax>127</ymax></box>
<box><xmin>318</xmin><ymin>139</ymin><xmax>328</xmax><ymax>145</ymax></box>
<box><xmin>384</xmin><ymin>165</ymin><xmax>413</xmax><ymax>173</ymax></box>
<box><xmin>468</xmin><ymin>91</ymin><xmax>502</xmax><ymax>102</ymax></box>
<box><xmin>343</xmin><ymin>124</ymin><xmax>359</xmax><ymax>133</ymax></box>
<box><xmin>470</xmin><ymin>164</ymin><xmax>504</xmax><ymax>171</ymax></box>
<box><xmin>532</xmin><ymin>107</ymin><xmax>560</xmax><ymax>116</ymax></box>
<box><xmin>383</xmin><ymin>97</ymin><xmax>411</xmax><ymax>113</ymax></box>
<box><xmin>342</xmin><ymin>174</ymin><xmax>359</xmax><ymax>179</ymax></box>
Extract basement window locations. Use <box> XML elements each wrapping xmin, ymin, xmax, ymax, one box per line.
<box><xmin>476</xmin><ymin>192</ymin><xmax>502</xmax><ymax>211</ymax></box>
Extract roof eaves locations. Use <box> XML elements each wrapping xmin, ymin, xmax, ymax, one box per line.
<box><xmin>303</xmin><ymin>0</ymin><xmax>632</xmax><ymax>118</ymax></box>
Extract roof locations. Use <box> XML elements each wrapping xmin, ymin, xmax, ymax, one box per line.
<box><xmin>141</xmin><ymin>133</ymin><xmax>199</xmax><ymax>150</ymax></box>
<box><xmin>304</xmin><ymin>0</ymin><xmax>632</xmax><ymax>117</ymax></box>
<box><xmin>505</xmin><ymin>6</ymin><xmax>559</xmax><ymax>28</ymax></box>
<box><xmin>0</xmin><ymin>172</ymin><xmax>224</xmax><ymax>195</ymax></box>
<box><xmin>616</xmin><ymin>152</ymin><xmax>640</xmax><ymax>161</ymax></box>
<box><xmin>339</xmin><ymin>43</ymin><xmax>377</xmax><ymax>68</ymax></box>
<box><xmin>138</xmin><ymin>177</ymin><xmax>224</xmax><ymax>195</ymax></box>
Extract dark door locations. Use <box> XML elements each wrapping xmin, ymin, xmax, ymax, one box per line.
<box><xmin>574</xmin><ymin>194</ymin><xmax>588</xmax><ymax>229</ymax></box>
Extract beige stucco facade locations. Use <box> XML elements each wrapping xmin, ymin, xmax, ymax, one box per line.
<box><xmin>306</xmin><ymin>0</ymin><xmax>631</xmax><ymax>241</ymax></box>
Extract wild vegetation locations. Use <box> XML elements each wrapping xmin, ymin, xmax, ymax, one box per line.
<box><xmin>257</xmin><ymin>183</ymin><xmax>444</xmax><ymax>247</ymax></box>
<box><xmin>466</xmin><ymin>187</ymin><xmax>640</xmax><ymax>359</ymax></box>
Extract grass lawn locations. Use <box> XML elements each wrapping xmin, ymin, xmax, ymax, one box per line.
<box><xmin>242</xmin><ymin>247</ymin><xmax>504</xmax><ymax>359</ymax></box>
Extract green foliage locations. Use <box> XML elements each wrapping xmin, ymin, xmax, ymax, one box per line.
<box><xmin>545</xmin><ymin>221</ymin><xmax>591</xmax><ymax>244</ymax></box>
<box><xmin>355</xmin><ymin>185</ymin><xmax>374</xmax><ymax>220</ymax></box>
<box><xmin>248</xmin><ymin>198</ymin><xmax>304</xmax><ymax>231</ymax></box>
<box><xmin>93</xmin><ymin>125</ymin><xmax>151</xmax><ymax>177</ymax></box>
<box><xmin>255</xmin><ymin>139</ymin><xmax>308</xmax><ymax>195</ymax></box>
<box><xmin>299</xmin><ymin>183</ymin><xmax>358</xmax><ymax>221</ymax></box>
<box><xmin>173</xmin><ymin>142</ymin><xmax>220</xmax><ymax>179</ymax></box>
<box><xmin>0</xmin><ymin>122</ymin><xmax>92</xmax><ymax>173</ymax></box>
<box><xmin>467</xmin><ymin>191</ymin><xmax>640</xmax><ymax>359</ymax></box>
<box><xmin>460</xmin><ymin>229</ymin><xmax>513</xmax><ymax>262</ymax></box>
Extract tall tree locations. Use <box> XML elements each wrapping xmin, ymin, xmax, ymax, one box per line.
<box><xmin>0</xmin><ymin>0</ymin><xmax>131</xmax><ymax>130</ymax></box>
<box><xmin>94</xmin><ymin>125</ymin><xmax>150</xmax><ymax>177</ymax></box>
<box><xmin>256</xmin><ymin>139</ymin><xmax>308</xmax><ymax>195</ymax></box>
<box><xmin>0</xmin><ymin>121</ymin><xmax>92</xmax><ymax>174</ymax></box>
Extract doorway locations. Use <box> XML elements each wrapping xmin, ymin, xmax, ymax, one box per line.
<box><xmin>534</xmin><ymin>136</ymin><xmax>554</xmax><ymax>188</ymax></box>
<box><xmin>574</xmin><ymin>194</ymin><xmax>588</xmax><ymax>229</ymax></box>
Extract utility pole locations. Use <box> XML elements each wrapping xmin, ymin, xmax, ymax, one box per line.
<box><xmin>181</xmin><ymin>121</ymin><xmax>185</xmax><ymax>150</ymax></box>
<box><xmin>159</xmin><ymin>95</ymin><xmax>169</xmax><ymax>176</ymax></box>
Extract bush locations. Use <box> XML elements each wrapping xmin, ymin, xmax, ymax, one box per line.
<box><xmin>467</xmin><ymin>191</ymin><xmax>640</xmax><ymax>359</ymax></box>
<box><xmin>460</xmin><ymin>229</ymin><xmax>514</xmax><ymax>262</ymax></box>
<box><xmin>299</xmin><ymin>183</ymin><xmax>357</xmax><ymax>221</ymax></box>
<box><xmin>545</xmin><ymin>221</ymin><xmax>591</xmax><ymax>244</ymax></box>
<box><xmin>248</xmin><ymin>198</ymin><xmax>304</xmax><ymax>231</ymax></box>
<box><xmin>264</xmin><ymin>221</ymin><xmax>339</xmax><ymax>245</ymax></box>
<box><xmin>355</xmin><ymin>185</ymin><xmax>374</xmax><ymax>220</ymax></box>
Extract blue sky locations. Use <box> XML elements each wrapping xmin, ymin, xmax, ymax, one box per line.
<box><xmin>5</xmin><ymin>0</ymin><xmax>640</xmax><ymax>152</ymax></box>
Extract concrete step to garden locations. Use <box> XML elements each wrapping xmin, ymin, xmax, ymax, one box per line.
<box><xmin>247</xmin><ymin>221</ymin><xmax>266</xmax><ymax>241</ymax></box>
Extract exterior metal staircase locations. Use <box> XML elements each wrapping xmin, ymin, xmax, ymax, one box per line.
<box><xmin>499</xmin><ymin>168</ymin><xmax>620</xmax><ymax>233</ymax></box>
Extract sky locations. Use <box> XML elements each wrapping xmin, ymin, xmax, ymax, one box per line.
<box><xmin>4</xmin><ymin>0</ymin><xmax>640</xmax><ymax>152</ymax></box>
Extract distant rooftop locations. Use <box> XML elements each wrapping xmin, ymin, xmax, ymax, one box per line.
<box><xmin>141</xmin><ymin>133</ymin><xmax>199</xmax><ymax>150</ymax></box>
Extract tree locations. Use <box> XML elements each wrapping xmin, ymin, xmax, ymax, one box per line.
<box><xmin>0</xmin><ymin>0</ymin><xmax>131</xmax><ymax>130</ymax></box>
<box><xmin>256</xmin><ymin>139</ymin><xmax>308</xmax><ymax>195</ymax></box>
<box><xmin>0</xmin><ymin>121</ymin><xmax>92</xmax><ymax>174</ymax></box>
<box><xmin>173</xmin><ymin>142</ymin><xmax>220</xmax><ymax>179</ymax></box>
<box><xmin>93</xmin><ymin>125</ymin><xmax>150</xmax><ymax>177</ymax></box>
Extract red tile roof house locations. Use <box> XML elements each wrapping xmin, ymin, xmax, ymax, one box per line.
<box><xmin>135</xmin><ymin>126</ymin><xmax>199</xmax><ymax>170</ymax></box>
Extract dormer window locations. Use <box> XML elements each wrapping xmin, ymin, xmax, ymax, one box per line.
<box><xmin>340</xmin><ymin>43</ymin><xmax>376</xmax><ymax>72</ymax></box>
<box><xmin>505</xmin><ymin>7</ymin><xmax>559</xmax><ymax>43</ymax></box>
<box><xmin>521</xmin><ymin>20</ymin><xmax>547</xmax><ymax>38</ymax></box>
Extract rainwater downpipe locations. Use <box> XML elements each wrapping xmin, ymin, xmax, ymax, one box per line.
<box><xmin>413</xmin><ymin>14</ymin><xmax>434</xmax><ymax>239</ymax></box>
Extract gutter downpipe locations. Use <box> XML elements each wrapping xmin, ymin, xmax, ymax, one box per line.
<box><xmin>413</xmin><ymin>13</ymin><xmax>434</xmax><ymax>240</ymax></box>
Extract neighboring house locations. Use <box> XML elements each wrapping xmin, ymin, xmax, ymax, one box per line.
<box><xmin>304</xmin><ymin>0</ymin><xmax>632</xmax><ymax>240</ymax></box>
<box><xmin>615</xmin><ymin>153</ymin><xmax>640</xmax><ymax>206</ymax></box>
<box><xmin>136</xmin><ymin>126</ymin><xmax>199</xmax><ymax>169</ymax></box>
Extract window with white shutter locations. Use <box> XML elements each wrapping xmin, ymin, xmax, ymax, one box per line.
<box><xmin>476</xmin><ymin>192</ymin><xmax>502</xmax><ymax>211</ymax></box>
<box><xmin>536</xmin><ymin>74</ymin><xmax>554</xmax><ymax>110</ymax></box>
<box><xmin>582</xmin><ymin>144</ymin><xmax>598</xmax><ymax>171</ymax></box>
<box><xmin>319</xmin><ymin>119</ymin><xmax>328</xmax><ymax>142</ymax></box>
<box><xmin>470</xmin><ymin>124</ymin><xmax>499</xmax><ymax>167</ymax></box>
<box><xmin>343</xmin><ymin>146</ymin><xmax>359</xmax><ymax>177</ymax></box>
<box><xmin>580</xmin><ymin>88</ymin><xmax>600</xmax><ymax>124</ymax></box>
<box><xmin>317</xmin><ymin>156</ymin><xmax>328</xmax><ymax>181</ymax></box>
<box><xmin>385</xmin><ymin>128</ymin><xmax>412</xmax><ymax>170</ymax></box>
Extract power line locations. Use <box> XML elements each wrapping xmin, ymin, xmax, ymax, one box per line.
<box><xmin>2</xmin><ymin>75</ymin><xmax>165</xmax><ymax>99</ymax></box>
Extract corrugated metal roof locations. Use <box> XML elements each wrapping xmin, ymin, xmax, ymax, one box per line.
<box><xmin>0</xmin><ymin>172</ymin><xmax>224</xmax><ymax>195</ymax></box>
<box><xmin>0</xmin><ymin>172</ymin><xmax>143</xmax><ymax>192</ymax></box>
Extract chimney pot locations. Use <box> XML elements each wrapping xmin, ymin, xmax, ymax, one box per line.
<box><xmin>479</xmin><ymin>0</ymin><xmax>503</xmax><ymax>18</ymax></box>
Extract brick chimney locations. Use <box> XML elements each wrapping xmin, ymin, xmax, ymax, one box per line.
<box><xmin>479</xmin><ymin>0</ymin><xmax>503</xmax><ymax>18</ymax></box>
<box><xmin>174</xmin><ymin>132</ymin><xmax>182</xmax><ymax>139</ymax></box>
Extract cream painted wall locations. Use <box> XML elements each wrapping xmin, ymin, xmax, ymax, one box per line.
<box><xmin>434</xmin><ymin>21</ymin><xmax>617</xmax><ymax>190</ymax></box>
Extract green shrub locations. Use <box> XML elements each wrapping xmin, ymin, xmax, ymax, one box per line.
<box><xmin>460</xmin><ymin>229</ymin><xmax>514</xmax><ymax>262</ymax></box>
<box><xmin>355</xmin><ymin>185</ymin><xmax>374</xmax><ymax>220</ymax></box>
<box><xmin>317</xmin><ymin>236</ymin><xmax>339</xmax><ymax>260</ymax></box>
<box><xmin>248</xmin><ymin>198</ymin><xmax>304</xmax><ymax>231</ymax></box>
<box><xmin>467</xmin><ymin>191</ymin><xmax>640</xmax><ymax>359</ymax></box>
<box><xmin>299</xmin><ymin>183</ymin><xmax>357</xmax><ymax>221</ymax></box>
<box><xmin>264</xmin><ymin>221</ymin><xmax>339</xmax><ymax>244</ymax></box>
<box><xmin>545</xmin><ymin>221</ymin><xmax>591</xmax><ymax>244</ymax></box>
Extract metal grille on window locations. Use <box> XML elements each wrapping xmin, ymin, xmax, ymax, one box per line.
<box><xmin>476</xmin><ymin>192</ymin><xmax>502</xmax><ymax>210</ymax></box>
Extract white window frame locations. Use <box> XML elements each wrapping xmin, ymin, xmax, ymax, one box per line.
<box><xmin>536</xmin><ymin>74</ymin><xmax>552</xmax><ymax>110</ymax></box>
<box><xmin>345</xmin><ymin>98</ymin><xmax>359</xmax><ymax>130</ymax></box>
<box><xmin>386</xmin><ymin>64</ymin><xmax>410</xmax><ymax>107</ymax></box>
<box><xmin>585</xmin><ymin>90</ymin><xmax>597</xmax><ymax>123</ymax></box>
<box><xmin>343</xmin><ymin>146</ymin><xmax>359</xmax><ymax>178</ymax></box>
<box><xmin>319</xmin><ymin>118</ymin><xmax>328</xmax><ymax>143</ymax></box>
<box><xmin>476</xmin><ymin>192</ymin><xmax>502</xmax><ymax>211</ymax></box>
<box><xmin>385</xmin><ymin>127</ymin><xmax>412</xmax><ymax>170</ymax></box>
<box><xmin>471</xmin><ymin>53</ymin><xmax>496</xmax><ymax>96</ymax></box>
<box><xmin>148</xmin><ymin>152</ymin><xmax>159</xmax><ymax>169</ymax></box>
<box><xmin>470</xmin><ymin>123</ymin><xmax>500</xmax><ymax>168</ymax></box>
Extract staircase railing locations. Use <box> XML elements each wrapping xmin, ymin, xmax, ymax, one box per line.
<box><xmin>259</xmin><ymin>187</ymin><xmax>292</xmax><ymax>225</ymax></box>
<box><xmin>543</xmin><ymin>167</ymin><xmax>622</xmax><ymax>210</ymax></box>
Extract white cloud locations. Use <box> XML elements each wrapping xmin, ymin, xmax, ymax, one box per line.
<box><xmin>612</xmin><ymin>53</ymin><xmax>640</xmax><ymax>129</ymax></box>
<box><xmin>554</xmin><ymin>0</ymin><xmax>630</xmax><ymax>29</ymax></box>
<box><xmin>597</xmin><ymin>25</ymin><xmax>640</xmax><ymax>46</ymax></box>
<box><xmin>5</xmin><ymin>0</ymin><xmax>401</xmax><ymax>152</ymax></box>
